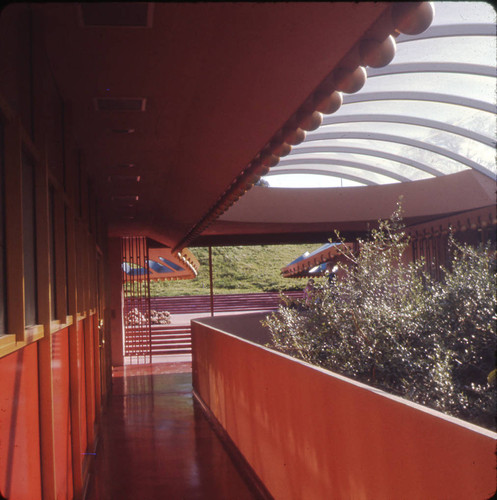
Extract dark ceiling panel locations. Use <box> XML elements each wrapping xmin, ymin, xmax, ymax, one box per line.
<box><xmin>80</xmin><ymin>3</ymin><xmax>152</xmax><ymax>27</ymax></box>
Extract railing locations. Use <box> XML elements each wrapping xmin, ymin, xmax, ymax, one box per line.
<box><xmin>125</xmin><ymin>292</ymin><xmax>303</xmax><ymax>356</ymax></box>
<box><xmin>192</xmin><ymin>313</ymin><xmax>497</xmax><ymax>500</ymax></box>
<box><xmin>149</xmin><ymin>291</ymin><xmax>303</xmax><ymax>314</ymax></box>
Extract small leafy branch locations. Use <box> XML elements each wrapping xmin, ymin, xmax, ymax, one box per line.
<box><xmin>264</xmin><ymin>205</ymin><xmax>496</xmax><ymax>430</ymax></box>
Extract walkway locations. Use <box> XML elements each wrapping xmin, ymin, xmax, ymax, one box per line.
<box><xmin>86</xmin><ymin>363</ymin><xmax>261</xmax><ymax>500</ymax></box>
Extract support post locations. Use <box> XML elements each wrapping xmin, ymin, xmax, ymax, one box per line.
<box><xmin>209</xmin><ymin>246</ymin><xmax>214</xmax><ymax>317</ymax></box>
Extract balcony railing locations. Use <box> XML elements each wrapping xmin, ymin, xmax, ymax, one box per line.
<box><xmin>192</xmin><ymin>312</ymin><xmax>496</xmax><ymax>500</ymax></box>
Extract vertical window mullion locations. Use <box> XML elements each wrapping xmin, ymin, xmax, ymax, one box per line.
<box><xmin>53</xmin><ymin>191</ymin><xmax>67</xmax><ymax>322</ymax></box>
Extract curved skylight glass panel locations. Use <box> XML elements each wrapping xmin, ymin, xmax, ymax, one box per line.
<box><xmin>321</xmin><ymin>101</ymin><xmax>495</xmax><ymax>144</ymax></box>
<box><xmin>270</xmin><ymin>162</ymin><xmax>401</xmax><ymax>185</ymax></box>
<box><xmin>266</xmin><ymin>2</ymin><xmax>496</xmax><ymax>188</ymax></box>
<box><xmin>277</xmin><ymin>137</ymin><xmax>470</xmax><ymax>178</ymax></box>
<box><xmin>393</xmin><ymin>37</ymin><xmax>495</xmax><ymax>65</ymax></box>
<box><xmin>365</xmin><ymin>73</ymin><xmax>494</xmax><ymax>101</ymax></box>
<box><xmin>275</xmin><ymin>150</ymin><xmax>445</xmax><ymax>182</ymax></box>
<box><xmin>429</xmin><ymin>1</ymin><xmax>495</xmax><ymax>24</ymax></box>
<box><xmin>266</xmin><ymin>174</ymin><xmax>362</xmax><ymax>189</ymax></box>
<box><xmin>330</xmin><ymin>100</ymin><xmax>497</xmax><ymax>142</ymax></box>
<box><xmin>315</xmin><ymin>122</ymin><xmax>496</xmax><ymax>173</ymax></box>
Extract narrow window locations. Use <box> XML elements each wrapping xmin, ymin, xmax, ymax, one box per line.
<box><xmin>88</xmin><ymin>180</ymin><xmax>93</xmax><ymax>234</ymax></box>
<box><xmin>0</xmin><ymin>119</ymin><xmax>6</xmax><ymax>335</ymax></box>
<box><xmin>64</xmin><ymin>206</ymin><xmax>70</xmax><ymax>316</ymax></box>
<box><xmin>22</xmin><ymin>153</ymin><xmax>37</xmax><ymax>327</ymax></box>
<box><xmin>77</xmin><ymin>152</ymin><xmax>83</xmax><ymax>218</ymax></box>
<box><xmin>49</xmin><ymin>185</ymin><xmax>57</xmax><ymax>319</ymax></box>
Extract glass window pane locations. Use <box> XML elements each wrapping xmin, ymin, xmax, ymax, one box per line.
<box><xmin>22</xmin><ymin>153</ymin><xmax>37</xmax><ymax>327</ymax></box>
<box><xmin>64</xmin><ymin>206</ymin><xmax>69</xmax><ymax>316</ymax></box>
<box><xmin>49</xmin><ymin>186</ymin><xmax>57</xmax><ymax>319</ymax></box>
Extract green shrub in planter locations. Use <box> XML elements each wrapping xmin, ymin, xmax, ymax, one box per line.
<box><xmin>264</xmin><ymin>205</ymin><xmax>496</xmax><ymax>430</ymax></box>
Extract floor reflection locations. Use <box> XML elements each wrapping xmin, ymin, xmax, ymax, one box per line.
<box><xmin>86</xmin><ymin>366</ymin><xmax>257</xmax><ymax>499</ymax></box>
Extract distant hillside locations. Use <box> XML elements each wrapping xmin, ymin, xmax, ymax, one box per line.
<box><xmin>149</xmin><ymin>244</ymin><xmax>320</xmax><ymax>297</ymax></box>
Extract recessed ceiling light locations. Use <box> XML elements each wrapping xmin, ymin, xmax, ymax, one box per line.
<box><xmin>111</xmin><ymin>195</ymin><xmax>139</xmax><ymax>202</ymax></box>
<box><xmin>111</xmin><ymin>128</ymin><xmax>136</xmax><ymax>134</ymax></box>
<box><xmin>95</xmin><ymin>97</ymin><xmax>146</xmax><ymax>112</ymax></box>
<box><xmin>107</xmin><ymin>175</ymin><xmax>141</xmax><ymax>182</ymax></box>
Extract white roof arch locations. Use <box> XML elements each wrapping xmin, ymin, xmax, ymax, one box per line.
<box><xmin>266</xmin><ymin>2</ymin><xmax>496</xmax><ymax>188</ymax></box>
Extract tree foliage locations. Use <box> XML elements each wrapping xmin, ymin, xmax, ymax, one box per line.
<box><xmin>264</xmin><ymin>206</ymin><xmax>496</xmax><ymax>430</ymax></box>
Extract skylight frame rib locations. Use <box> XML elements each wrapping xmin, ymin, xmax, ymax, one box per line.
<box><xmin>301</xmin><ymin>131</ymin><xmax>494</xmax><ymax>178</ymax></box>
<box><xmin>320</xmin><ymin>114</ymin><xmax>495</xmax><ymax>148</ymax></box>
<box><xmin>271</xmin><ymin>158</ymin><xmax>411</xmax><ymax>182</ymax></box>
<box><xmin>367</xmin><ymin>62</ymin><xmax>495</xmax><ymax>78</ymax></box>
<box><xmin>285</xmin><ymin>145</ymin><xmax>443</xmax><ymax>177</ymax></box>
<box><xmin>266</xmin><ymin>169</ymin><xmax>376</xmax><ymax>186</ymax></box>
<box><xmin>396</xmin><ymin>23</ymin><xmax>496</xmax><ymax>44</ymax></box>
<box><xmin>342</xmin><ymin>92</ymin><xmax>494</xmax><ymax>114</ymax></box>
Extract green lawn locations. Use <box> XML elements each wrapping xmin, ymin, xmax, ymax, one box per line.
<box><xmin>149</xmin><ymin>244</ymin><xmax>317</xmax><ymax>297</ymax></box>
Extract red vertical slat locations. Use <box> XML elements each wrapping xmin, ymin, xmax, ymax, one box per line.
<box><xmin>121</xmin><ymin>236</ymin><xmax>152</xmax><ymax>363</ymax></box>
<box><xmin>145</xmin><ymin>239</ymin><xmax>152</xmax><ymax>363</ymax></box>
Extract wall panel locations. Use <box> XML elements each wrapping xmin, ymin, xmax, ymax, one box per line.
<box><xmin>77</xmin><ymin>319</ymin><xmax>88</xmax><ymax>457</ymax></box>
<box><xmin>84</xmin><ymin>316</ymin><xmax>96</xmax><ymax>446</ymax></box>
<box><xmin>0</xmin><ymin>5</ymin><xmax>107</xmax><ymax>499</ymax></box>
<box><xmin>52</xmin><ymin>326</ymin><xmax>73</xmax><ymax>499</ymax></box>
<box><xmin>0</xmin><ymin>343</ymin><xmax>42</xmax><ymax>500</ymax></box>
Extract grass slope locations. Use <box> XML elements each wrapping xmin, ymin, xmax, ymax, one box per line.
<box><xmin>149</xmin><ymin>244</ymin><xmax>316</xmax><ymax>297</ymax></box>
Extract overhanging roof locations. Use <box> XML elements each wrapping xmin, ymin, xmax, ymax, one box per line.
<box><xmin>281</xmin><ymin>243</ymin><xmax>351</xmax><ymax>278</ymax></box>
<box><xmin>195</xmin><ymin>2</ymin><xmax>497</xmax><ymax>245</ymax></box>
<box><xmin>121</xmin><ymin>244</ymin><xmax>199</xmax><ymax>281</ymax></box>
<box><xmin>15</xmin><ymin>3</ymin><xmax>494</xmax><ymax>250</ymax></box>
<box><xmin>21</xmin><ymin>2</ymin><xmax>437</xmax><ymax>249</ymax></box>
<box><xmin>196</xmin><ymin>169</ymin><xmax>495</xmax><ymax>245</ymax></box>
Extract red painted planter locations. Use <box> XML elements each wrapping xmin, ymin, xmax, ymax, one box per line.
<box><xmin>192</xmin><ymin>313</ymin><xmax>497</xmax><ymax>500</ymax></box>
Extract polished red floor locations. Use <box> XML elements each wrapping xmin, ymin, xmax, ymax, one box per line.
<box><xmin>86</xmin><ymin>363</ymin><xmax>258</xmax><ymax>500</ymax></box>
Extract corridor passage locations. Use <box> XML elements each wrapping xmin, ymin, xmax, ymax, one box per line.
<box><xmin>86</xmin><ymin>363</ymin><xmax>258</xmax><ymax>500</ymax></box>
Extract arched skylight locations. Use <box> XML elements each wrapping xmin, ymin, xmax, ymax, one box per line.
<box><xmin>266</xmin><ymin>2</ymin><xmax>496</xmax><ymax>188</ymax></box>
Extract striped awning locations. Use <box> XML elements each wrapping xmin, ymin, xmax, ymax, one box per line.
<box><xmin>282</xmin><ymin>242</ymin><xmax>353</xmax><ymax>278</ymax></box>
<box><xmin>122</xmin><ymin>245</ymin><xmax>199</xmax><ymax>281</ymax></box>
